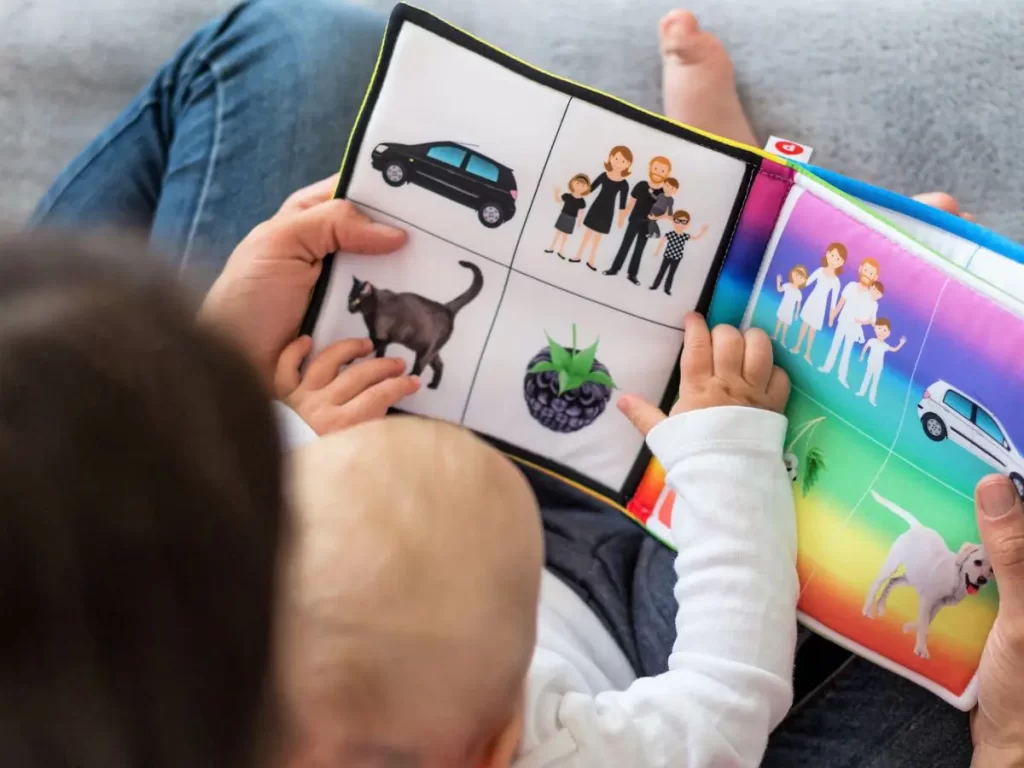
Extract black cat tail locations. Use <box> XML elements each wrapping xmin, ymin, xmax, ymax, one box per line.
<box><xmin>446</xmin><ymin>261</ymin><xmax>484</xmax><ymax>314</ymax></box>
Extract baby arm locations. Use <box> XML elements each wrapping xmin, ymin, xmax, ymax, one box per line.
<box><xmin>655</xmin><ymin>237</ymin><xmax>667</xmax><ymax>259</ymax></box>
<box><xmin>274</xmin><ymin>336</ymin><xmax>419</xmax><ymax>436</ymax></box>
<box><xmin>552</xmin><ymin>187</ymin><xmax>562</xmax><ymax>205</ymax></box>
<box><xmin>776</xmin><ymin>275</ymin><xmax>784</xmax><ymax>292</ymax></box>
<box><xmin>691</xmin><ymin>223</ymin><xmax>710</xmax><ymax>241</ymax></box>
<box><xmin>536</xmin><ymin>317</ymin><xmax>797</xmax><ymax>767</ymax></box>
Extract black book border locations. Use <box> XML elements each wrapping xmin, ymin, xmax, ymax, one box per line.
<box><xmin>299</xmin><ymin>1</ymin><xmax>762</xmax><ymax>508</ymax></box>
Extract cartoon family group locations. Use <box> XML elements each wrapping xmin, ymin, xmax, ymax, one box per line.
<box><xmin>545</xmin><ymin>145</ymin><xmax>708</xmax><ymax>296</ymax></box>
<box><xmin>774</xmin><ymin>242</ymin><xmax>906</xmax><ymax>406</ymax></box>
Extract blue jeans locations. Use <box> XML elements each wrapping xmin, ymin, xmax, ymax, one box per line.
<box><xmin>31</xmin><ymin>0</ymin><xmax>383</xmax><ymax>284</ymax></box>
<box><xmin>33</xmin><ymin>2</ymin><xmax>974</xmax><ymax>763</ymax></box>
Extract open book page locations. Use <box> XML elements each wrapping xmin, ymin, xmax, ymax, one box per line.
<box><xmin>735</xmin><ymin>173</ymin><xmax>1024</xmax><ymax>709</ymax></box>
<box><xmin>303</xmin><ymin>14</ymin><xmax>758</xmax><ymax>498</ymax></box>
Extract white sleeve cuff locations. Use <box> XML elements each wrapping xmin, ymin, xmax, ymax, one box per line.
<box><xmin>646</xmin><ymin>406</ymin><xmax>787</xmax><ymax>469</ymax></box>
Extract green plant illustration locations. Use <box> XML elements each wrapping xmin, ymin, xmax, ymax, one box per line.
<box><xmin>801</xmin><ymin>445</ymin><xmax>827</xmax><ymax>496</ymax></box>
<box><xmin>528</xmin><ymin>324</ymin><xmax>617</xmax><ymax>395</ymax></box>
<box><xmin>785</xmin><ymin>416</ymin><xmax>828</xmax><ymax>496</ymax></box>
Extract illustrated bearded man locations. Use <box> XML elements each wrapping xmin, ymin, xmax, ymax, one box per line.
<box><xmin>604</xmin><ymin>155</ymin><xmax>673</xmax><ymax>285</ymax></box>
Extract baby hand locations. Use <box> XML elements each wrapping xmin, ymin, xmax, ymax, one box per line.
<box><xmin>274</xmin><ymin>336</ymin><xmax>420</xmax><ymax>435</ymax></box>
<box><xmin>618</xmin><ymin>313</ymin><xmax>790</xmax><ymax>436</ymax></box>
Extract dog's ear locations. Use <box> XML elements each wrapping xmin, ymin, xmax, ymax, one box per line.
<box><xmin>956</xmin><ymin>543</ymin><xmax>980</xmax><ymax>568</ymax></box>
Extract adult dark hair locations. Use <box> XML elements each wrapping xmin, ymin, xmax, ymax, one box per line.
<box><xmin>0</xmin><ymin>236</ymin><xmax>285</xmax><ymax>768</ymax></box>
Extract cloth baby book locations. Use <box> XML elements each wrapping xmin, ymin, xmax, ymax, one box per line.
<box><xmin>300</xmin><ymin>2</ymin><xmax>1024</xmax><ymax>710</ymax></box>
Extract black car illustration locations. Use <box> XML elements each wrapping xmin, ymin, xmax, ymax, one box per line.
<box><xmin>370</xmin><ymin>141</ymin><xmax>518</xmax><ymax>228</ymax></box>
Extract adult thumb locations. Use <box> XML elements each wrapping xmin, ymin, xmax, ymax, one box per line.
<box><xmin>267</xmin><ymin>199</ymin><xmax>407</xmax><ymax>262</ymax></box>
<box><xmin>976</xmin><ymin>475</ymin><xmax>1024</xmax><ymax>613</ymax></box>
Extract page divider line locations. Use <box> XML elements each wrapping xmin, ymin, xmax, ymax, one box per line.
<box><xmin>458</xmin><ymin>97</ymin><xmax>573</xmax><ymax>425</ymax></box>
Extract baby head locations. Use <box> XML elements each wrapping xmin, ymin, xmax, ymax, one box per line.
<box><xmin>280</xmin><ymin>417</ymin><xmax>543</xmax><ymax>768</ymax></box>
<box><xmin>870</xmin><ymin>280</ymin><xmax>885</xmax><ymax>302</ymax></box>
<box><xmin>874</xmin><ymin>317</ymin><xmax>892</xmax><ymax>340</ymax></box>
<box><xmin>672</xmin><ymin>209</ymin><xmax>691</xmax><ymax>232</ymax></box>
<box><xmin>790</xmin><ymin>265</ymin><xmax>809</xmax><ymax>288</ymax></box>
<box><xmin>662</xmin><ymin>177</ymin><xmax>680</xmax><ymax>195</ymax></box>
<box><xmin>569</xmin><ymin>173</ymin><xmax>592</xmax><ymax>197</ymax></box>
<box><xmin>0</xmin><ymin>235</ymin><xmax>285</xmax><ymax>768</ymax></box>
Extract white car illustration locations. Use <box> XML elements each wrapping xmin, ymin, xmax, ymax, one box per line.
<box><xmin>918</xmin><ymin>379</ymin><xmax>1024</xmax><ymax>498</ymax></box>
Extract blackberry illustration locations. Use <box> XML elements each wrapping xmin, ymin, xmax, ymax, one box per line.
<box><xmin>523</xmin><ymin>325</ymin><xmax>616</xmax><ymax>433</ymax></box>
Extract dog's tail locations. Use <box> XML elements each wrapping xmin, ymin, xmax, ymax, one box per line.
<box><xmin>870</xmin><ymin>490</ymin><xmax>921</xmax><ymax>528</ymax></box>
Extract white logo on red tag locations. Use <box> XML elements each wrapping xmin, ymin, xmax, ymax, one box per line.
<box><xmin>765</xmin><ymin>135</ymin><xmax>813</xmax><ymax>163</ymax></box>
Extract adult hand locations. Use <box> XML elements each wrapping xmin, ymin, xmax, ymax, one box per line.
<box><xmin>201</xmin><ymin>174</ymin><xmax>407</xmax><ymax>385</ymax></box>
<box><xmin>971</xmin><ymin>475</ymin><xmax>1024</xmax><ymax>766</ymax></box>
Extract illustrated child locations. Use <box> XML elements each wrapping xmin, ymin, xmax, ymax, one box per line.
<box><xmin>649</xmin><ymin>209</ymin><xmax>708</xmax><ymax>296</ymax></box>
<box><xmin>546</xmin><ymin>173</ymin><xmax>592</xmax><ymax>259</ymax></box>
<box><xmin>820</xmin><ymin>258</ymin><xmax>880</xmax><ymax>387</ymax></box>
<box><xmin>278</xmin><ymin>314</ymin><xmax>797</xmax><ymax>767</ymax></box>
<box><xmin>857</xmin><ymin>318</ymin><xmax>906</xmax><ymax>405</ymax></box>
<box><xmin>774</xmin><ymin>266</ymin><xmax>808</xmax><ymax>344</ymax></box>
<box><xmin>647</xmin><ymin>177</ymin><xmax>680</xmax><ymax>238</ymax></box>
<box><xmin>790</xmin><ymin>242</ymin><xmax>847</xmax><ymax>364</ymax></box>
<box><xmin>855</xmin><ymin>280</ymin><xmax>885</xmax><ymax>343</ymax></box>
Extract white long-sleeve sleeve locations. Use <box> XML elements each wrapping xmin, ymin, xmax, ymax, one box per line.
<box><xmin>518</xmin><ymin>406</ymin><xmax>798</xmax><ymax>768</ymax></box>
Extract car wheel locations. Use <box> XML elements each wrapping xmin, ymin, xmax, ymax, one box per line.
<box><xmin>921</xmin><ymin>414</ymin><xmax>947</xmax><ymax>442</ymax></box>
<box><xmin>478</xmin><ymin>201</ymin><xmax>505</xmax><ymax>228</ymax></box>
<box><xmin>382</xmin><ymin>161</ymin><xmax>407</xmax><ymax>187</ymax></box>
<box><xmin>1011</xmin><ymin>473</ymin><xmax>1024</xmax><ymax>500</ymax></box>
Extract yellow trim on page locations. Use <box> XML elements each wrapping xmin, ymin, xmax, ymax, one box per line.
<box><xmin>401</xmin><ymin>2</ymin><xmax>778</xmax><ymax>162</ymax></box>
<box><xmin>504</xmin><ymin>453</ymin><xmax>630</xmax><ymax>513</ymax></box>
<box><xmin>332</xmin><ymin>14</ymin><xmax>394</xmax><ymax>198</ymax></box>
<box><xmin>331</xmin><ymin>1</ymin><xmax>785</xmax><ymax>193</ymax></box>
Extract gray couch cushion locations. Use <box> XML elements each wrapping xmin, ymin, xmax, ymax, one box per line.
<box><xmin>2</xmin><ymin>0</ymin><xmax>1021</xmax><ymax>241</ymax></box>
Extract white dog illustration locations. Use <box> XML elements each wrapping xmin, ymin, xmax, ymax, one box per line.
<box><xmin>862</xmin><ymin>490</ymin><xmax>993</xmax><ymax>659</ymax></box>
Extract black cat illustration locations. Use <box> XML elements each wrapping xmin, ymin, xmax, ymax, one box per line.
<box><xmin>348</xmin><ymin>261</ymin><xmax>484</xmax><ymax>390</ymax></box>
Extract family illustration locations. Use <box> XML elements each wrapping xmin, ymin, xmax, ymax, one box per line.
<box><xmin>773</xmin><ymin>242</ymin><xmax>906</xmax><ymax>406</ymax></box>
<box><xmin>545</xmin><ymin>145</ymin><xmax>708</xmax><ymax>295</ymax></box>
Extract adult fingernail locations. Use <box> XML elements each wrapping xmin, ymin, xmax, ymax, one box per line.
<box><xmin>979</xmin><ymin>478</ymin><xmax>1019</xmax><ymax>519</ymax></box>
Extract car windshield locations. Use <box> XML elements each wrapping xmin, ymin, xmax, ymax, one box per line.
<box><xmin>426</xmin><ymin>145</ymin><xmax>467</xmax><ymax>168</ymax></box>
<box><xmin>943</xmin><ymin>390</ymin><xmax>974</xmax><ymax>420</ymax></box>
<box><xmin>974</xmin><ymin>407</ymin><xmax>1006</xmax><ymax>444</ymax></box>
<box><xmin>466</xmin><ymin>155</ymin><xmax>499</xmax><ymax>183</ymax></box>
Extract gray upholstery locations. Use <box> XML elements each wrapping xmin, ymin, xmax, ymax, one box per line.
<box><xmin>2</xmin><ymin>0</ymin><xmax>1021</xmax><ymax>241</ymax></box>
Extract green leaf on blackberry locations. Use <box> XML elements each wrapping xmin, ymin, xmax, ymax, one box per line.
<box><xmin>569</xmin><ymin>339</ymin><xmax>598</xmax><ymax>378</ymax></box>
<box><xmin>557</xmin><ymin>370</ymin><xmax>570</xmax><ymax>395</ymax></box>
<box><xmin>546</xmin><ymin>334</ymin><xmax>571</xmax><ymax>369</ymax></box>
<box><xmin>585</xmin><ymin>370</ymin><xmax>616</xmax><ymax>388</ymax></box>
<box><xmin>528</xmin><ymin>361</ymin><xmax>559</xmax><ymax>374</ymax></box>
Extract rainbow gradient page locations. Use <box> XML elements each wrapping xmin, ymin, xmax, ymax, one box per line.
<box><xmin>628</xmin><ymin>159</ymin><xmax>1024</xmax><ymax>709</ymax></box>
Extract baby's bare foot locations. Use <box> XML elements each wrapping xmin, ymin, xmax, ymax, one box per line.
<box><xmin>660</xmin><ymin>10</ymin><xmax>757</xmax><ymax>147</ymax></box>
